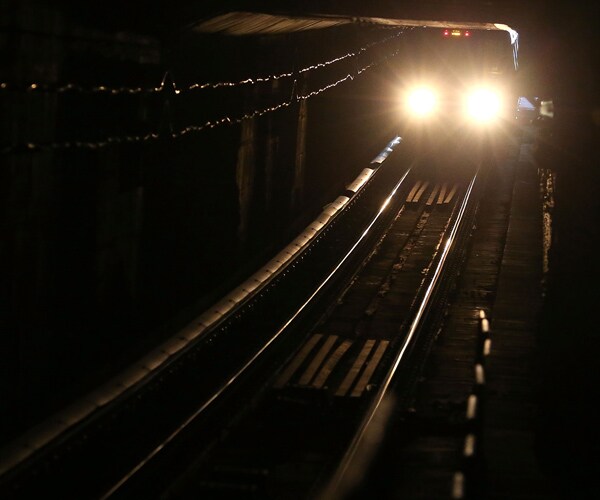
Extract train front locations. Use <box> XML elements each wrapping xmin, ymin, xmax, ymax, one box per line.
<box><xmin>397</xmin><ymin>27</ymin><xmax>518</xmax><ymax>166</ymax></box>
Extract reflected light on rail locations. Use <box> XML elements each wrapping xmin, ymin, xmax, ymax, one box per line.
<box><xmin>406</xmin><ymin>88</ymin><xmax>436</xmax><ymax>117</ymax></box>
<box><xmin>466</xmin><ymin>89</ymin><xmax>501</xmax><ymax>122</ymax></box>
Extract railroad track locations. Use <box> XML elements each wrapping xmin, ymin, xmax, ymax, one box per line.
<box><xmin>0</xmin><ymin>137</ymin><xmax>486</xmax><ymax>500</ymax></box>
<box><xmin>332</xmin><ymin>140</ymin><xmax>519</xmax><ymax>500</ymax></box>
<box><xmin>111</xmin><ymin>162</ymin><xmax>483</xmax><ymax>498</ymax></box>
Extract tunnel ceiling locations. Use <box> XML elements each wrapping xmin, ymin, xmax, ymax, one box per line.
<box><xmin>180</xmin><ymin>0</ymin><xmax>548</xmax><ymax>35</ymax></box>
<box><xmin>191</xmin><ymin>11</ymin><xmax>515</xmax><ymax>37</ymax></box>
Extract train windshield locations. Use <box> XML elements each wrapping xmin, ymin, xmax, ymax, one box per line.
<box><xmin>399</xmin><ymin>28</ymin><xmax>516</xmax><ymax>86</ymax></box>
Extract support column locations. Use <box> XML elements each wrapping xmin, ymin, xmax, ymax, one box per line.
<box><xmin>235</xmin><ymin>117</ymin><xmax>256</xmax><ymax>246</ymax></box>
<box><xmin>291</xmin><ymin>78</ymin><xmax>308</xmax><ymax>213</ymax></box>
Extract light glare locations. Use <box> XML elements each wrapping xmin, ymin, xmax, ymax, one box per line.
<box><xmin>466</xmin><ymin>89</ymin><xmax>501</xmax><ymax>121</ymax></box>
<box><xmin>407</xmin><ymin>88</ymin><xmax>436</xmax><ymax>116</ymax></box>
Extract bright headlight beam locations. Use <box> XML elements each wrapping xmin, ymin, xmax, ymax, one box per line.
<box><xmin>406</xmin><ymin>88</ymin><xmax>436</xmax><ymax>116</ymax></box>
<box><xmin>466</xmin><ymin>89</ymin><xmax>501</xmax><ymax>122</ymax></box>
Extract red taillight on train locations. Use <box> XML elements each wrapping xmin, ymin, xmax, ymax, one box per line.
<box><xmin>443</xmin><ymin>29</ymin><xmax>472</xmax><ymax>38</ymax></box>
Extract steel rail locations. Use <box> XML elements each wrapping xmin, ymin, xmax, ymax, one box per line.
<box><xmin>320</xmin><ymin>167</ymin><xmax>479</xmax><ymax>500</ymax></box>
<box><xmin>101</xmin><ymin>165</ymin><xmax>413</xmax><ymax>499</ymax></box>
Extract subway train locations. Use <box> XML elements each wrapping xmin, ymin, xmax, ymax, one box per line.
<box><xmin>395</xmin><ymin>26</ymin><xmax>519</xmax><ymax>163</ymax></box>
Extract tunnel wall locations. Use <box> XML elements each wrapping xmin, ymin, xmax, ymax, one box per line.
<box><xmin>0</xmin><ymin>2</ymin><xmax>404</xmax><ymax>442</ymax></box>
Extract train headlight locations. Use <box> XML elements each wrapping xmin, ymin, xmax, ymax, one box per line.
<box><xmin>406</xmin><ymin>88</ymin><xmax>436</xmax><ymax>117</ymax></box>
<box><xmin>466</xmin><ymin>89</ymin><xmax>502</xmax><ymax>122</ymax></box>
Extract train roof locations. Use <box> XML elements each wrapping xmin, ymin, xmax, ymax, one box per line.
<box><xmin>192</xmin><ymin>11</ymin><xmax>519</xmax><ymax>70</ymax></box>
<box><xmin>192</xmin><ymin>11</ymin><xmax>518</xmax><ymax>42</ymax></box>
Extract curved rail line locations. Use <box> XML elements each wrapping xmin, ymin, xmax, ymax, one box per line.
<box><xmin>102</xmin><ymin>153</ymin><xmax>412</xmax><ymax>499</ymax></box>
<box><xmin>320</xmin><ymin>169</ymin><xmax>479</xmax><ymax>499</ymax></box>
<box><xmin>151</xmin><ymin>164</ymin><xmax>478</xmax><ymax>499</ymax></box>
